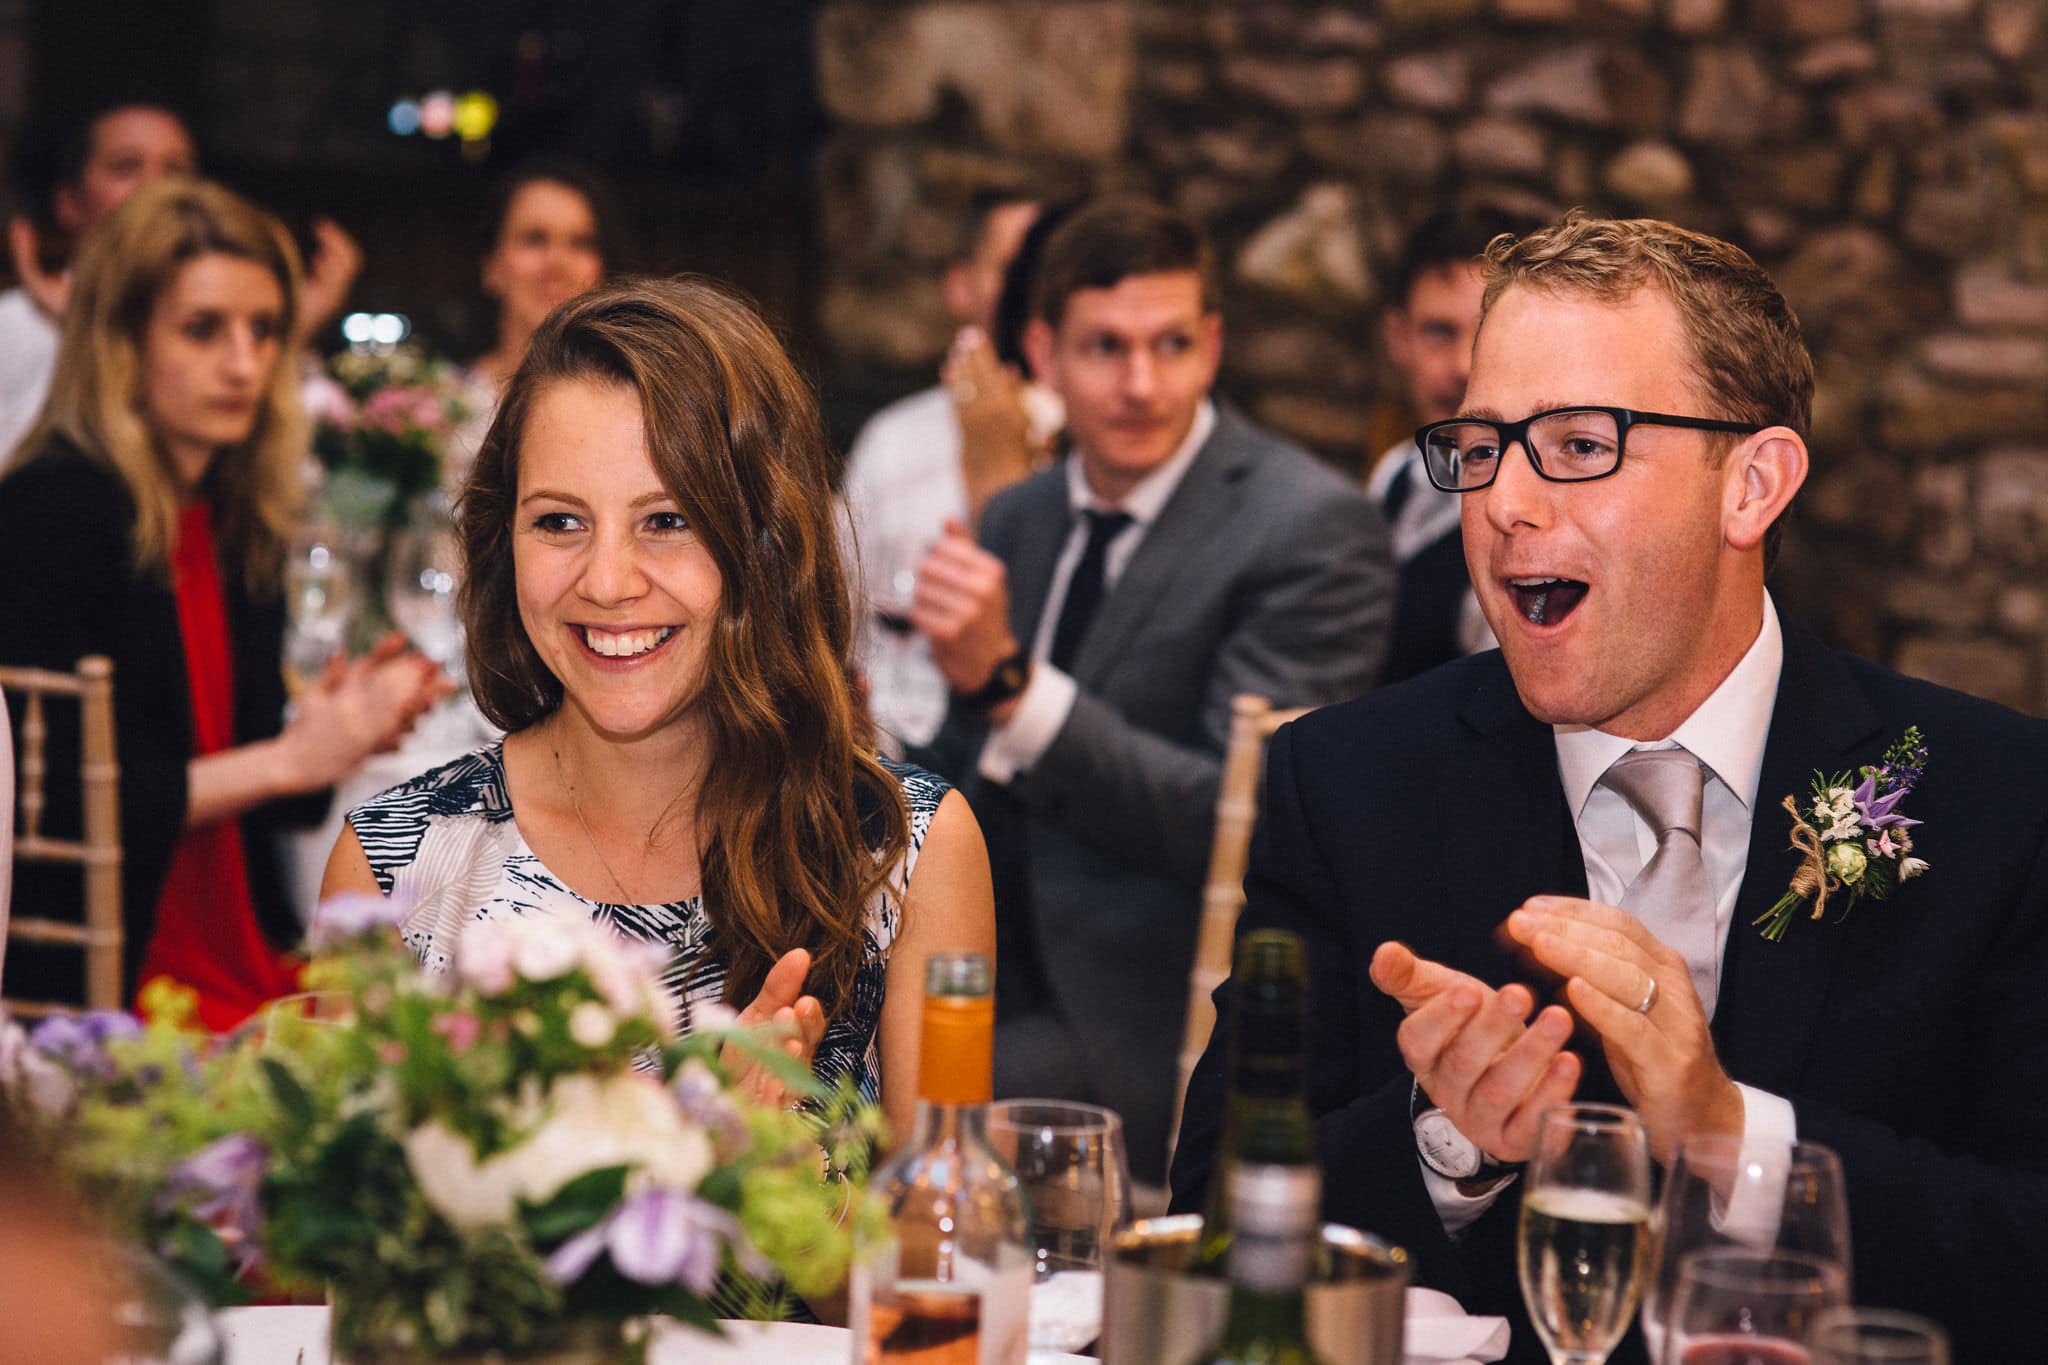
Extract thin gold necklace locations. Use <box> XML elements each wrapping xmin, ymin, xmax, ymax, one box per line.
<box><xmin>550</xmin><ymin>739</ymin><xmax>639</xmax><ymax>905</ymax></box>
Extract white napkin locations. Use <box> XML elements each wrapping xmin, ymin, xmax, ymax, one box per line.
<box><xmin>1404</xmin><ymin>1286</ymin><xmax>1511</xmax><ymax>1364</ymax></box>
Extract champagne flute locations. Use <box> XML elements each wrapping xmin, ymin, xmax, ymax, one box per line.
<box><xmin>986</xmin><ymin>1099</ymin><xmax>1133</xmax><ymax>1358</ymax></box>
<box><xmin>1645</xmin><ymin>1137</ymin><xmax>1851</xmax><ymax>1362</ymax></box>
<box><xmin>1807</xmin><ymin>1308</ymin><xmax>1949</xmax><ymax>1365</ymax></box>
<box><xmin>384</xmin><ymin>493</ymin><xmax>465</xmax><ymax>686</ymax></box>
<box><xmin>1517</xmin><ymin>1103</ymin><xmax>1654</xmax><ymax>1365</ymax></box>
<box><xmin>1663</xmin><ymin>1248</ymin><xmax>1847</xmax><ymax>1365</ymax></box>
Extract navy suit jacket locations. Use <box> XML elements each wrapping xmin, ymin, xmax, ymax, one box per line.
<box><xmin>1170</xmin><ymin>615</ymin><xmax>2048</xmax><ymax>1363</ymax></box>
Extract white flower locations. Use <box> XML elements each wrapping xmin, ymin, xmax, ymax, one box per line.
<box><xmin>454</xmin><ymin>918</ymin><xmax>517</xmax><ymax>994</ymax></box>
<box><xmin>510</xmin><ymin>919</ymin><xmax>581</xmax><ymax>982</ymax></box>
<box><xmin>1899</xmin><ymin>856</ymin><xmax>1930</xmax><ymax>882</ymax></box>
<box><xmin>403</xmin><ymin>1120</ymin><xmax>520</xmax><ymax>1229</ymax></box>
<box><xmin>569</xmin><ymin>1002</ymin><xmax>617</xmax><ymax>1049</ymax></box>
<box><xmin>0</xmin><ymin>1018</ymin><xmax>75</xmax><ymax>1116</ymax></box>
<box><xmin>497</xmin><ymin>1074</ymin><xmax>712</xmax><ymax>1208</ymax></box>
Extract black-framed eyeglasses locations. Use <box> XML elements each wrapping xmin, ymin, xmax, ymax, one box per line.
<box><xmin>1415</xmin><ymin>406</ymin><xmax>1766</xmax><ymax>492</ymax></box>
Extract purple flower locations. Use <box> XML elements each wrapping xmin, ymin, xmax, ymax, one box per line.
<box><xmin>1851</xmin><ymin>774</ymin><xmax>1921</xmax><ymax>832</ymax></box>
<box><xmin>308</xmin><ymin>891</ymin><xmax>408</xmax><ymax>950</ymax></box>
<box><xmin>158</xmin><ymin>1135</ymin><xmax>268</xmax><ymax>1272</ymax></box>
<box><xmin>29</xmin><ymin>1011</ymin><xmax>141</xmax><ymax>1077</ymax></box>
<box><xmin>543</xmin><ymin>1188</ymin><xmax>742</xmax><ymax>1295</ymax></box>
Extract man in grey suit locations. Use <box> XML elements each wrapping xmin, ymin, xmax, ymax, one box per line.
<box><xmin>911</xmin><ymin>196</ymin><xmax>1391</xmax><ymax>1177</ymax></box>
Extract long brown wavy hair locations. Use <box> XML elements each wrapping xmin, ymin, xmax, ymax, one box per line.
<box><xmin>23</xmin><ymin>176</ymin><xmax>305</xmax><ymax>590</ymax></box>
<box><xmin>458</xmin><ymin>276</ymin><xmax>909</xmax><ymax>1018</ymax></box>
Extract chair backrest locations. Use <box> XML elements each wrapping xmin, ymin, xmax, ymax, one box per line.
<box><xmin>1168</xmin><ymin>692</ymin><xmax>1310</xmax><ymax>1170</ymax></box>
<box><xmin>0</xmin><ymin>656</ymin><xmax>123</xmax><ymax>1014</ymax></box>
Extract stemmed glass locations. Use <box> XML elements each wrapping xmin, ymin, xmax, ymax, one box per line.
<box><xmin>861</xmin><ymin>535</ymin><xmax>948</xmax><ymax>746</ymax></box>
<box><xmin>986</xmin><ymin>1099</ymin><xmax>1133</xmax><ymax>1359</ymax></box>
<box><xmin>1645</xmin><ymin>1137</ymin><xmax>1851</xmax><ymax>1363</ymax></box>
<box><xmin>1807</xmin><ymin>1308</ymin><xmax>1950</xmax><ymax>1365</ymax></box>
<box><xmin>384</xmin><ymin>492</ymin><xmax>465</xmax><ymax>687</ymax></box>
<box><xmin>1663</xmin><ymin>1248</ymin><xmax>1848</xmax><ymax>1364</ymax></box>
<box><xmin>1517</xmin><ymin>1104</ymin><xmax>1654</xmax><ymax>1365</ymax></box>
<box><xmin>283</xmin><ymin>523</ymin><xmax>357</xmax><ymax>694</ymax></box>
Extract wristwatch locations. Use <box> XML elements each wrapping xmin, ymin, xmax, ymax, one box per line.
<box><xmin>1411</xmin><ymin>1081</ymin><xmax>1520</xmax><ymax>1196</ymax></box>
<box><xmin>956</xmin><ymin>646</ymin><xmax>1031</xmax><ymax>712</ymax></box>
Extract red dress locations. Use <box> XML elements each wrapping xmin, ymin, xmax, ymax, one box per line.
<box><xmin>136</xmin><ymin>503</ymin><xmax>302</xmax><ymax>1030</ymax></box>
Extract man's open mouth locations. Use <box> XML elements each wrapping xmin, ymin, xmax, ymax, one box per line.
<box><xmin>1506</xmin><ymin>577</ymin><xmax>1589</xmax><ymax>627</ymax></box>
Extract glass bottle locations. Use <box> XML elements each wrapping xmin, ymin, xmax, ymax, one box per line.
<box><xmin>1192</xmin><ymin>929</ymin><xmax>1317</xmax><ymax>1274</ymax></box>
<box><xmin>1193</xmin><ymin>1159</ymin><xmax>1330</xmax><ymax>1365</ymax></box>
<box><xmin>852</xmin><ymin>953</ymin><xmax>1032</xmax><ymax>1364</ymax></box>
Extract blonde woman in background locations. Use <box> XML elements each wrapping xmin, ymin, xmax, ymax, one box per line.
<box><xmin>0</xmin><ymin>177</ymin><xmax>442</xmax><ymax>1027</ymax></box>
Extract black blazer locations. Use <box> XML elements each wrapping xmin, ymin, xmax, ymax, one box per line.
<box><xmin>1171</xmin><ymin>615</ymin><xmax>2048</xmax><ymax>1363</ymax></box>
<box><xmin>0</xmin><ymin>439</ymin><xmax>328</xmax><ymax>998</ymax></box>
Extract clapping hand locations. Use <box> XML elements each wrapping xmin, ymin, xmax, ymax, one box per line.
<box><xmin>724</xmin><ymin>947</ymin><xmax>828</xmax><ymax>1110</ymax></box>
<box><xmin>280</xmin><ymin>632</ymin><xmax>450</xmax><ymax>789</ymax></box>
<box><xmin>1504</xmin><ymin>897</ymin><xmax>1743</xmax><ymax>1165</ymax></box>
<box><xmin>7</xmin><ymin>216</ymin><xmax>70</xmax><ymax>319</ymax></box>
<box><xmin>1369</xmin><ymin>940</ymin><xmax>1582</xmax><ymax>1164</ymax></box>
<box><xmin>298</xmin><ymin>216</ymin><xmax>363</xmax><ymax>342</ymax></box>
<box><xmin>944</xmin><ymin>326</ymin><xmax>1035</xmax><ymax>519</ymax></box>
<box><xmin>912</xmin><ymin>519</ymin><xmax>1022</xmax><ymax>701</ymax></box>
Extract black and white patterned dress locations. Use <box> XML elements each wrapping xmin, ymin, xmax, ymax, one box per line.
<box><xmin>347</xmin><ymin>742</ymin><xmax>949</xmax><ymax>1105</ymax></box>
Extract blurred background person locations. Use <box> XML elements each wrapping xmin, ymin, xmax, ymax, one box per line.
<box><xmin>447</xmin><ymin>161</ymin><xmax>617</xmax><ymax>483</ymax></box>
<box><xmin>327</xmin><ymin>278</ymin><xmax>995</xmax><ymax>1139</ymax></box>
<box><xmin>841</xmin><ymin>189</ymin><xmax>1057</xmax><ymax>751</ymax></box>
<box><xmin>1</xmin><ymin>98</ymin><xmax>362</xmax><ymax>473</ymax></box>
<box><xmin>0</xmin><ymin>178</ymin><xmax>443</xmax><ymax>1027</ymax></box>
<box><xmin>1366</xmin><ymin>207</ymin><xmax>1544</xmax><ymax>685</ymax></box>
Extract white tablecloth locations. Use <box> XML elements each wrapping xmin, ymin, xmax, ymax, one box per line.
<box><xmin>216</xmin><ymin>1309</ymin><xmax>1094</xmax><ymax>1363</ymax></box>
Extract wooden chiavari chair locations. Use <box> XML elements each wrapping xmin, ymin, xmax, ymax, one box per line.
<box><xmin>1165</xmin><ymin>692</ymin><xmax>1310</xmax><ymax>1172</ymax></box>
<box><xmin>1</xmin><ymin>656</ymin><xmax>122</xmax><ymax>1015</ymax></box>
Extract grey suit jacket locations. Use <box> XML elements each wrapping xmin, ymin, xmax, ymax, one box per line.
<box><xmin>948</xmin><ymin>402</ymin><xmax>1392</xmax><ymax>1164</ymax></box>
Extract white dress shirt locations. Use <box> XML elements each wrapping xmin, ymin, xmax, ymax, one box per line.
<box><xmin>0</xmin><ymin>287</ymin><xmax>60</xmax><ymax>475</ymax></box>
<box><xmin>1427</xmin><ymin>594</ymin><xmax>1798</xmax><ymax>1233</ymax></box>
<box><xmin>978</xmin><ymin>400</ymin><xmax>1217</xmax><ymax>784</ymax></box>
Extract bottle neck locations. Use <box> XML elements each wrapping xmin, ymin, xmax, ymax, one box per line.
<box><xmin>906</xmin><ymin>1097</ymin><xmax>991</xmax><ymax>1150</ymax></box>
<box><xmin>915</xmin><ymin>992</ymin><xmax>995</xmax><ymax>1106</ymax></box>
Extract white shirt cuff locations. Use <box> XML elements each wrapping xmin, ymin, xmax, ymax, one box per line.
<box><xmin>976</xmin><ymin>662</ymin><xmax>1077</xmax><ymax>785</ymax></box>
<box><xmin>1710</xmin><ymin>1084</ymin><xmax>1801</xmax><ymax>1244</ymax></box>
<box><xmin>1422</xmin><ymin>1158</ymin><xmax>1517</xmax><ymax>1238</ymax></box>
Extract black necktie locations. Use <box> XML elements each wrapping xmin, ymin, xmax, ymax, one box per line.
<box><xmin>1048</xmin><ymin>509</ymin><xmax>1134</xmax><ymax>672</ymax></box>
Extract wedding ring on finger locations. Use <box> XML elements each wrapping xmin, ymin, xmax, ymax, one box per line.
<box><xmin>1633</xmin><ymin>976</ymin><xmax>1660</xmax><ymax>1015</ymax></box>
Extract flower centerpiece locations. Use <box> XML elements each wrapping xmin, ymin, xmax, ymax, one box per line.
<box><xmin>308</xmin><ymin>343</ymin><xmax>475</xmax><ymax>534</ymax></box>
<box><xmin>0</xmin><ymin>898</ymin><xmax>882</xmax><ymax>1362</ymax></box>
<box><xmin>1755</xmin><ymin>725</ymin><xmax>1931</xmax><ymax>942</ymax></box>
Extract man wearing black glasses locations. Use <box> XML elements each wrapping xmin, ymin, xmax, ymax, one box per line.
<box><xmin>1172</xmin><ymin>212</ymin><xmax>2048</xmax><ymax>1362</ymax></box>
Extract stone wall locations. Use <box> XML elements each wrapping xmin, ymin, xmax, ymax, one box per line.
<box><xmin>815</xmin><ymin>0</ymin><xmax>2048</xmax><ymax>715</ymax></box>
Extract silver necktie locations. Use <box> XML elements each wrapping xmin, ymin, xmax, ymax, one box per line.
<box><xmin>1600</xmin><ymin>747</ymin><xmax>1718</xmax><ymax>1015</ymax></box>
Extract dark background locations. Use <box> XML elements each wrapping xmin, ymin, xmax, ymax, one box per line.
<box><xmin>16</xmin><ymin>0</ymin><xmax>844</xmax><ymax>423</ymax></box>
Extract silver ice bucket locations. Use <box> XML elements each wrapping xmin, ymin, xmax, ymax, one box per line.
<box><xmin>1101</xmin><ymin>1214</ymin><xmax>1409</xmax><ymax>1365</ymax></box>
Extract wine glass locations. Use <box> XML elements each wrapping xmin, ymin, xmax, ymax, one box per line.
<box><xmin>986</xmin><ymin>1099</ymin><xmax>1133</xmax><ymax>1358</ymax></box>
<box><xmin>283</xmin><ymin>525</ymin><xmax>357</xmax><ymax>693</ymax></box>
<box><xmin>1807</xmin><ymin>1308</ymin><xmax>1950</xmax><ymax>1365</ymax></box>
<box><xmin>1517</xmin><ymin>1103</ymin><xmax>1654</xmax><ymax>1365</ymax></box>
<box><xmin>1645</xmin><ymin>1137</ymin><xmax>1851</xmax><ymax>1362</ymax></box>
<box><xmin>384</xmin><ymin>493</ymin><xmax>465</xmax><ymax>686</ymax></box>
<box><xmin>860</xmin><ymin>533</ymin><xmax>948</xmax><ymax>746</ymax></box>
<box><xmin>1663</xmin><ymin>1248</ymin><xmax>1848</xmax><ymax>1364</ymax></box>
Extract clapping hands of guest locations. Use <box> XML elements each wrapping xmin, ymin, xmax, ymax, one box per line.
<box><xmin>7</xmin><ymin>215</ymin><xmax>71</xmax><ymax>319</ymax></box>
<box><xmin>279</xmin><ymin>632</ymin><xmax>451</xmax><ymax>789</ymax></box>
<box><xmin>911</xmin><ymin>519</ymin><xmax>1026</xmax><ymax>721</ymax></box>
<box><xmin>943</xmin><ymin>326</ymin><xmax>1037</xmax><ymax>522</ymax></box>
<box><xmin>723</xmin><ymin>947</ymin><xmax>829</xmax><ymax>1110</ymax></box>
<box><xmin>1504</xmin><ymin>897</ymin><xmax>1744</xmax><ymax>1166</ymax></box>
<box><xmin>1370</xmin><ymin>940</ymin><xmax>1583</xmax><ymax>1164</ymax></box>
<box><xmin>297</xmin><ymin>216</ymin><xmax>363</xmax><ymax>343</ymax></box>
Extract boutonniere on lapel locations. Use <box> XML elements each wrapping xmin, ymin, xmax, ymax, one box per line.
<box><xmin>1756</xmin><ymin>726</ymin><xmax>1931</xmax><ymax>942</ymax></box>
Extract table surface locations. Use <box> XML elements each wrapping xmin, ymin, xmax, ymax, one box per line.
<box><xmin>216</xmin><ymin>1308</ymin><xmax>1095</xmax><ymax>1363</ymax></box>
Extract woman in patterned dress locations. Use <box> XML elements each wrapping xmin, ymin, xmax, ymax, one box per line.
<box><xmin>322</xmin><ymin>277</ymin><xmax>995</xmax><ymax>1136</ymax></box>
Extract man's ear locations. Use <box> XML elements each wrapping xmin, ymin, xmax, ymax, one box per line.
<box><xmin>1382</xmin><ymin>306</ymin><xmax>1412</xmax><ymax>371</ymax></box>
<box><xmin>1724</xmin><ymin>427</ymin><xmax>1808</xmax><ymax>553</ymax></box>
<box><xmin>1196</xmin><ymin>311</ymin><xmax>1225</xmax><ymax>387</ymax></box>
<box><xmin>1022</xmin><ymin>318</ymin><xmax>1057</xmax><ymax>388</ymax></box>
<box><xmin>942</xmin><ymin>261</ymin><xmax>976</xmax><ymax>326</ymax></box>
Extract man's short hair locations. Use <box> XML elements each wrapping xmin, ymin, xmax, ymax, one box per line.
<box><xmin>1480</xmin><ymin>210</ymin><xmax>1814</xmax><ymax>567</ymax></box>
<box><xmin>953</xmin><ymin>187</ymin><xmax>1039</xmax><ymax>263</ymax></box>
<box><xmin>1029</xmin><ymin>195</ymin><xmax>1219</xmax><ymax>327</ymax></box>
<box><xmin>8</xmin><ymin>96</ymin><xmax>194</xmax><ymax>229</ymax></box>
<box><xmin>1387</xmin><ymin>205</ymin><xmax>1546</xmax><ymax>310</ymax></box>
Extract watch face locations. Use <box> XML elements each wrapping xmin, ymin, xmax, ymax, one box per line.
<box><xmin>1414</xmin><ymin>1110</ymin><xmax>1483</xmax><ymax>1179</ymax></box>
